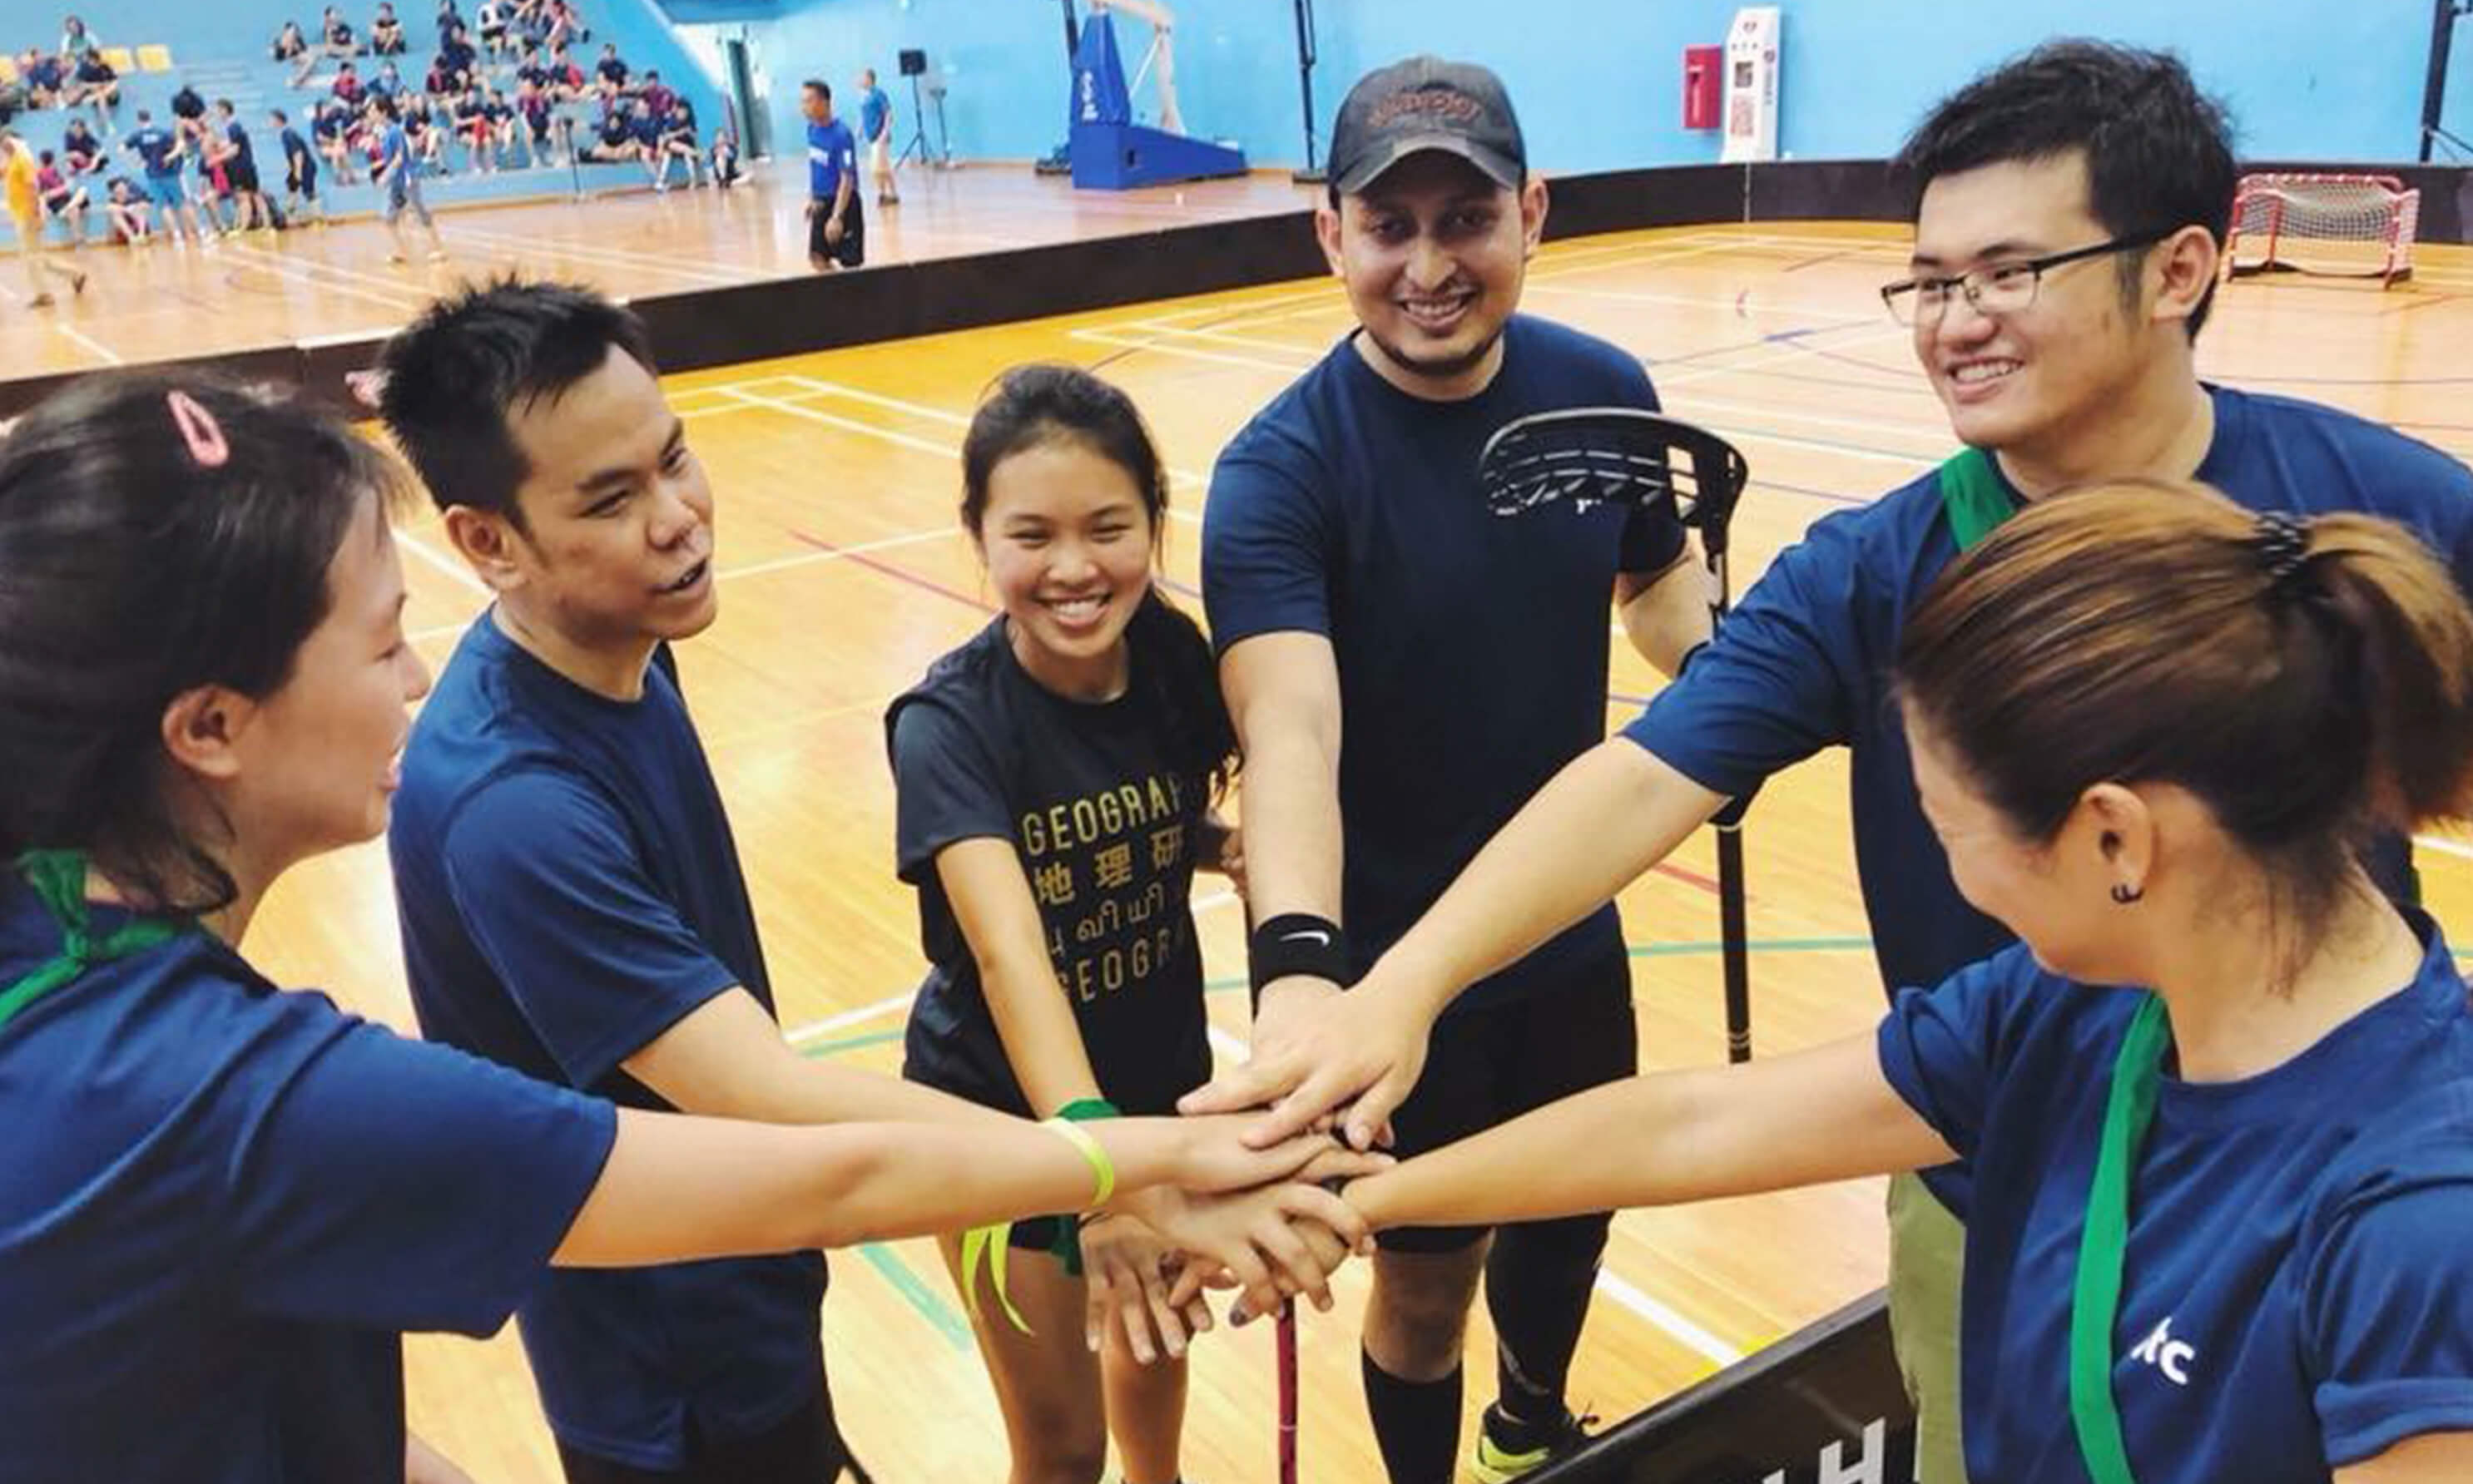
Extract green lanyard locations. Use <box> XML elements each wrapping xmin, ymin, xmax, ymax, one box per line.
<box><xmin>1938</xmin><ymin>447</ymin><xmax>2019</xmax><ymax>552</ymax></box>
<box><xmin>0</xmin><ymin>849</ymin><xmax>188</xmax><ymax>1036</ymax></box>
<box><xmin>2069</xmin><ymin>995</ymin><xmax>2172</xmax><ymax>1484</ymax></box>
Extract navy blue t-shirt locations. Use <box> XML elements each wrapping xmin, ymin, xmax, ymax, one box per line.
<box><xmin>280</xmin><ymin>126</ymin><xmax>315</xmax><ymax>180</ymax></box>
<box><xmin>224</xmin><ymin>120</ymin><xmax>255</xmax><ymax>167</ymax></box>
<box><xmin>805</xmin><ymin>116</ymin><xmax>855</xmax><ymax>200</ymax></box>
<box><xmin>1877</xmin><ymin>916</ymin><xmax>2473</xmax><ymax>1482</ymax></box>
<box><xmin>1628</xmin><ymin>386</ymin><xmax>2473</xmax><ymax>999</ymax></box>
<box><xmin>891</xmin><ymin>615</ymin><xmax>1212</xmax><ymax>1118</ymax></box>
<box><xmin>0</xmin><ymin>876</ymin><xmax>614</xmax><ymax>1482</ymax></box>
<box><xmin>128</xmin><ymin>123</ymin><xmax>179</xmax><ymax>178</ymax></box>
<box><xmin>1204</xmin><ymin>316</ymin><xmax>1660</xmax><ymax>1007</ymax></box>
<box><xmin>390</xmin><ymin>616</ymin><xmax>828</xmax><ymax>1471</ymax></box>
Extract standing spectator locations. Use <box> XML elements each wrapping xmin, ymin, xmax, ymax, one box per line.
<box><xmin>857</xmin><ymin>65</ymin><xmax>895</xmax><ymax>205</ymax></box>
<box><xmin>271</xmin><ymin>106</ymin><xmax>324</xmax><ymax>224</ymax></box>
<box><xmin>594</xmin><ymin>42</ymin><xmax>627</xmax><ymax>89</ymax></box>
<box><xmin>209</xmin><ymin>99</ymin><xmax>268</xmax><ymax>232</ymax></box>
<box><xmin>800</xmin><ymin>78</ymin><xmax>860</xmax><ymax>270</ymax></box>
<box><xmin>371</xmin><ymin>1</ymin><xmax>407</xmax><ymax>57</ymax></box>
<box><xmin>123</xmin><ymin>109</ymin><xmax>204</xmax><ymax>242</ymax></box>
<box><xmin>365</xmin><ymin>95</ymin><xmax>444</xmax><ymax>263</ymax></box>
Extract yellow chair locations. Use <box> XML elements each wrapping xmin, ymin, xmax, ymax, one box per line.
<box><xmin>99</xmin><ymin>46</ymin><xmax>136</xmax><ymax>74</ymax></box>
<box><xmin>0</xmin><ymin>56</ymin><xmax>19</xmax><ymax>86</ymax></box>
<box><xmin>136</xmin><ymin>45</ymin><xmax>175</xmax><ymax>73</ymax></box>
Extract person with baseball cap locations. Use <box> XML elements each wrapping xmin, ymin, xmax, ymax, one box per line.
<box><xmin>1195</xmin><ymin>55</ymin><xmax>1710</xmax><ymax>1484</ymax></box>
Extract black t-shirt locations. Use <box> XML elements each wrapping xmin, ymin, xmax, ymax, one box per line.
<box><xmin>890</xmin><ymin>616</ymin><xmax>1212</xmax><ymax>1118</ymax></box>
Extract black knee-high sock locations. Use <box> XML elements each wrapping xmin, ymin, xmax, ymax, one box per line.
<box><xmin>1486</xmin><ymin>1213</ymin><xmax>1612</xmax><ymax>1427</ymax></box>
<box><xmin>1361</xmin><ymin>1350</ymin><xmax>1463</xmax><ymax>1484</ymax></box>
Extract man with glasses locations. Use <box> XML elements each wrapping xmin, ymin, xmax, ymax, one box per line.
<box><xmin>1182</xmin><ymin>39</ymin><xmax>2473</xmax><ymax>1482</ymax></box>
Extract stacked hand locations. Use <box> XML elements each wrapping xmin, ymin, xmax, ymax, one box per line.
<box><xmin>1092</xmin><ymin>1116</ymin><xmax>1386</xmax><ymax>1361</ymax></box>
<box><xmin>1180</xmin><ymin>973</ymin><xmax>1434</xmax><ymax>1153</ymax></box>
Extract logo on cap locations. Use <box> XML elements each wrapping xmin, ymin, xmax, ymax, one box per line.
<box><xmin>1368</xmin><ymin>87</ymin><xmax>1484</xmax><ymax>130</ymax></box>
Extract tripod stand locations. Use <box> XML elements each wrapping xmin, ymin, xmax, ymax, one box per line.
<box><xmin>896</xmin><ymin>70</ymin><xmax>931</xmax><ymax>167</ymax></box>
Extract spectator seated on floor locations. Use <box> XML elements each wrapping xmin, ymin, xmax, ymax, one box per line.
<box><xmin>331</xmin><ymin>60</ymin><xmax>365</xmax><ymax>104</ymax></box>
<box><xmin>62</xmin><ymin>47</ymin><xmax>117</xmax><ymax>112</ymax></box>
<box><xmin>18</xmin><ymin>49</ymin><xmax>68</xmax><ymax>108</ymax></box>
<box><xmin>577</xmin><ymin>99</ymin><xmax>637</xmax><ymax>163</ymax></box>
<box><xmin>61</xmin><ymin>116</ymin><xmax>104</xmax><ymax>173</ymax></box>
<box><xmin>637</xmin><ymin>69</ymin><xmax>673</xmax><ymax>122</ymax></box>
<box><xmin>371</xmin><ymin>2</ymin><xmax>406</xmax><ymax>56</ymax></box>
<box><xmin>434</xmin><ymin>22</ymin><xmax>477</xmax><ymax>92</ymax></box>
<box><xmin>272</xmin><ymin>20</ymin><xmax>308</xmax><ymax>62</ymax></box>
<box><xmin>103</xmin><ymin>172</ymin><xmax>151</xmax><ymax>240</ymax></box>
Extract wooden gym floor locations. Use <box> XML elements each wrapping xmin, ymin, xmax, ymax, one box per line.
<box><xmin>215</xmin><ymin>205</ymin><xmax>2473</xmax><ymax>1482</ymax></box>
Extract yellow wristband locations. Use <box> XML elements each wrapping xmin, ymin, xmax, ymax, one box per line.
<box><xmin>1041</xmin><ymin>1115</ymin><xmax>1115</xmax><ymax>1209</ymax></box>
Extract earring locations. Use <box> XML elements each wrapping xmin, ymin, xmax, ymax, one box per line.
<box><xmin>2109</xmin><ymin>883</ymin><xmax>2144</xmax><ymax>905</ymax></box>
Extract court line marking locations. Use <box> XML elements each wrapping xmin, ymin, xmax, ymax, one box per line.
<box><xmin>56</xmin><ymin>321</ymin><xmax>125</xmax><ymax>366</ymax></box>
<box><xmin>394</xmin><ymin>526</ymin><xmax>490</xmax><ymax>595</ymax></box>
<box><xmin>1596</xmin><ymin>1270</ymin><xmax>1745</xmax><ymax>1370</ymax></box>
<box><xmin>214</xmin><ymin>238</ymin><xmax>434</xmax><ymax>313</ymax></box>
<box><xmin>442</xmin><ymin>220</ymin><xmax>757</xmax><ymax>288</ymax></box>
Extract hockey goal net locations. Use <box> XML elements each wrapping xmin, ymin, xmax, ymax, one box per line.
<box><xmin>2225</xmin><ymin>173</ymin><xmax>2419</xmax><ymax>284</ymax></box>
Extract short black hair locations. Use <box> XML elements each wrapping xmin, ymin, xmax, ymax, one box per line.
<box><xmin>1895</xmin><ymin>39</ymin><xmax>2236</xmax><ymax>339</ymax></box>
<box><xmin>377</xmin><ymin>278</ymin><xmax>658</xmax><ymax>526</ymax></box>
<box><xmin>803</xmin><ymin>78</ymin><xmax>830</xmax><ymax>103</ymax></box>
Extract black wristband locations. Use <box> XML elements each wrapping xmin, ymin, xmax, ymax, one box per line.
<box><xmin>1248</xmin><ymin>913</ymin><xmax>1350</xmax><ymax>992</ymax></box>
<box><xmin>1618</xmin><ymin>492</ymin><xmax>1688</xmax><ymax>574</ymax></box>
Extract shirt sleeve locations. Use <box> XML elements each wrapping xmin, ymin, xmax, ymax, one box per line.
<box><xmin>439</xmin><ymin>767</ymin><xmax>744</xmax><ymax>1088</ymax></box>
<box><xmin>1202</xmin><ymin>443</ymin><xmax>1336</xmax><ymax>652</ymax></box>
<box><xmin>1618</xmin><ymin>508</ymin><xmax>1871</xmax><ymax>798</ymax></box>
<box><xmin>1874</xmin><ymin>952</ymin><xmax>2042</xmax><ymax>1174</ymax></box>
<box><xmin>890</xmin><ymin>698</ymin><xmax>1015</xmax><ymax>886</ymax></box>
<box><xmin>2306</xmin><ymin>1132</ymin><xmax>2473</xmax><ymax>1465</ymax></box>
<box><xmin>219</xmin><ymin>1013</ymin><xmax>617</xmax><ymax>1334</ymax></box>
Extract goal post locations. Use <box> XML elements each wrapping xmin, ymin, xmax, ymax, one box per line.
<box><xmin>2225</xmin><ymin>172</ymin><xmax>2420</xmax><ymax>285</ymax></box>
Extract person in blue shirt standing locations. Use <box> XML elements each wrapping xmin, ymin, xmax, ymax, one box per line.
<box><xmin>1341</xmin><ymin>481</ymin><xmax>2473</xmax><ymax>1484</ymax></box>
<box><xmin>366</xmin><ymin>94</ymin><xmax>445</xmax><ymax>265</ymax></box>
<box><xmin>800</xmin><ymin>78</ymin><xmax>860</xmax><ymax>271</ymax></box>
<box><xmin>374</xmin><ymin>281</ymin><xmax>1362</xmax><ymax>1484</ymax></box>
<box><xmin>121</xmin><ymin>108</ymin><xmax>204</xmax><ymax>244</ymax></box>
<box><xmin>1186</xmin><ymin>41</ymin><xmax>2473</xmax><ymax>1484</ymax></box>
<box><xmin>1198</xmin><ymin>54</ymin><xmax>1711</xmax><ymax>1484</ymax></box>
<box><xmin>0</xmin><ymin>369</ymin><xmax>1354</xmax><ymax>1484</ymax></box>
<box><xmin>856</xmin><ymin>66</ymin><xmax>895</xmax><ymax>206</ymax></box>
<box><xmin>271</xmin><ymin>107</ymin><xmax>323</xmax><ymax>225</ymax></box>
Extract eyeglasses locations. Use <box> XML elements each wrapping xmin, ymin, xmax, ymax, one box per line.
<box><xmin>1879</xmin><ymin>228</ymin><xmax>2175</xmax><ymax>327</ymax></box>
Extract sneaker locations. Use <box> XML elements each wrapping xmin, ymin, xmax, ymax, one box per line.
<box><xmin>1469</xmin><ymin>1402</ymin><xmax>1596</xmax><ymax>1484</ymax></box>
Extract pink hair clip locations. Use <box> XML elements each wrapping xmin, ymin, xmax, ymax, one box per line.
<box><xmin>166</xmin><ymin>390</ymin><xmax>230</xmax><ymax>470</ymax></box>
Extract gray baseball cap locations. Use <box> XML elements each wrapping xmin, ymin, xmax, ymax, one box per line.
<box><xmin>1327</xmin><ymin>56</ymin><xmax>1527</xmax><ymax>195</ymax></box>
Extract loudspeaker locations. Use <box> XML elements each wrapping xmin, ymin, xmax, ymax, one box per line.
<box><xmin>898</xmin><ymin>49</ymin><xmax>927</xmax><ymax>77</ymax></box>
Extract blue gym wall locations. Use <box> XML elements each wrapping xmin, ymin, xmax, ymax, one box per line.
<box><xmin>726</xmin><ymin>1</ymin><xmax>2465</xmax><ymax>176</ymax></box>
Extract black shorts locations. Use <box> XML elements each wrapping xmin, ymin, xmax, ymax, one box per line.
<box><xmin>1376</xmin><ymin>951</ymin><xmax>1639</xmax><ymax>1254</ymax></box>
<box><xmin>227</xmin><ymin>160</ymin><xmax>260</xmax><ymax>194</ymax></box>
<box><xmin>807</xmin><ymin>195</ymin><xmax>863</xmax><ymax>267</ymax></box>
<box><xmin>553</xmin><ymin>1391</ymin><xmax>856</xmax><ymax>1484</ymax></box>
